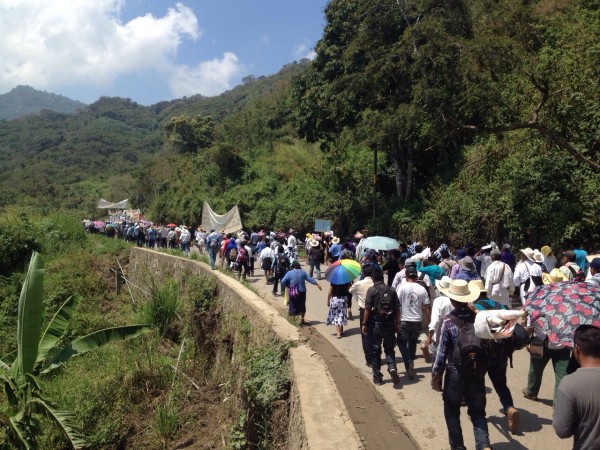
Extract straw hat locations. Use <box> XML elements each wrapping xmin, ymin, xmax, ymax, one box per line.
<box><xmin>309</xmin><ymin>239</ymin><xmax>319</xmax><ymax>247</ymax></box>
<box><xmin>332</xmin><ymin>237</ymin><xmax>340</xmax><ymax>244</ymax></box>
<box><xmin>306</xmin><ymin>233</ymin><xmax>312</xmax><ymax>238</ymax></box>
<box><xmin>543</xmin><ymin>268</ymin><xmax>568</xmax><ymax>284</ymax></box>
<box><xmin>468</xmin><ymin>279</ymin><xmax>487</xmax><ymax>293</ymax></box>
<box><xmin>520</xmin><ymin>247</ymin><xmax>535</xmax><ymax>261</ymax></box>
<box><xmin>540</xmin><ymin>245</ymin><xmax>553</xmax><ymax>257</ymax></box>
<box><xmin>532</xmin><ymin>249</ymin><xmax>544</xmax><ymax>263</ymax></box>
<box><xmin>435</xmin><ymin>275</ymin><xmax>452</xmax><ymax>291</ymax></box>
<box><xmin>438</xmin><ymin>279</ymin><xmax>480</xmax><ymax>303</ymax></box>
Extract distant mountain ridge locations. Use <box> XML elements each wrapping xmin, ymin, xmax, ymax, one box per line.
<box><xmin>0</xmin><ymin>85</ymin><xmax>86</xmax><ymax>120</ymax></box>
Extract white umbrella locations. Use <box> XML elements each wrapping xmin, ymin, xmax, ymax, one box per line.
<box><xmin>361</xmin><ymin>236</ymin><xmax>400</xmax><ymax>251</ymax></box>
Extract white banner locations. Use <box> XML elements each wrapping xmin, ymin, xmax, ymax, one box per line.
<box><xmin>201</xmin><ymin>201</ymin><xmax>243</xmax><ymax>234</ymax></box>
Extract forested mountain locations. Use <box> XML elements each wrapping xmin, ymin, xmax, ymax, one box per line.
<box><xmin>0</xmin><ymin>85</ymin><xmax>86</xmax><ymax>120</ymax></box>
<box><xmin>1</xmin><ymin>0</ymin><xmax>599</xmax><ymax>249</ymax></box>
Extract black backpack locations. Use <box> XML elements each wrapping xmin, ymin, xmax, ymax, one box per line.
<box><xmin>372</xmin><ymin>285</ymin><xmax>397</xmax><ymax>327</ymax></box>
<box><xmin>276</xmin><ymin>254</ymin><xmax>289</xmax><ymax>275</ymax></box>
<box><xmin>450</xmin><ymin>315</ymin><xmax>488</xmax><ymax>377</ymax></box>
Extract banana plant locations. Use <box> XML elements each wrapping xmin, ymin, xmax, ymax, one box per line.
<box><xmin>0</xmin><ymin>252</ymin><xmax>152</xmax><ymax>449</ymax></box>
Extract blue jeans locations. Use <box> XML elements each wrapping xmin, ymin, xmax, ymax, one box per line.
<box><xmin>309</xmin><ymin>258</ymin><xmax>321</xmax><ymax>279</ymax></box>
<box><xmin>443</xmin><ymin>371</ymin><xmax>490</xmax><ymax>450</ymax></box>
<box><xmin>181</xmin><ymin>241</ymin><xmax>190</xmax><ymax>256</ymax></box>
<box><xmin>397</xmin><ymin>321</ymin><xmax>421</xmax><ymax>371</ymax></box>
<box><xmin>359</xmin><ymin>308</ymin><xmax>372</xmax><ymax>365</ymax></box>
<box><xmin>371</xmin><ymin>320</ymin><xmax>397</xmax><ymax>382</ymax></box>
<box><xmin>208</xmin><ymin>249</ymin><xmax>217</xmax><ymax>269</ymax></box>
<box><xmin>487</xmin><ymin>359</ymin><xmax>513</xmax><ymax>413</ymax></box>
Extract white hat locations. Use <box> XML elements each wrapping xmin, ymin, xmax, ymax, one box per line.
<box><xmin>435</xmin><ymin>276</ymin><xmax>452</xmax><ymax>291</ymax></box>
<box><xmin>438</xmin><ymin>279</ymin><xmax>480</xmax><ymax>303</ymax></box>
<box><xmin>532</xmin><ymin>249</ymin><xmax>544</xmax><ymax>263</ymax></box>
<box><xmin>520</xmin><ymin>247</ymin><xmax>535</xmax><ymax>262</ymax></box>
<box><xmin>332</xmin><ymin>237</ymin><xmax>340</xmax><ymax>244</ymax></box>
<box><xmin>309</xmin><ymin>240</ymin><xmax>319</xmax><ymax>247</ymax></box>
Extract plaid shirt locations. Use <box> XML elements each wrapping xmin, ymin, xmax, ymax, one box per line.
<box><xmin>431</xmin><ymin>308</ymin><xmax>476</xmax><ymax>379</ymax></box>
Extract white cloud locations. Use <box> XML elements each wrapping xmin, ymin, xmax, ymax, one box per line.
<box><xmin>293</xmin><ymin>40</ymin><xmax>316</xmax><ymax>60</ymax></box>
<box><xmin>0</xmin><ymin>1</ymin><xmax>244</xmax><ymax>99</ymax></box>
<box><xmin>169</xmin><ymin>52</ymin><xmax>244</xmax><ymax>97</ymax></box>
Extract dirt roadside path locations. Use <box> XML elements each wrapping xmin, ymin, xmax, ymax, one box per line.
<box><xmin>238</xmin><ymin>259</ymin><xmax>569</xmax><ymax>450</ymax></box>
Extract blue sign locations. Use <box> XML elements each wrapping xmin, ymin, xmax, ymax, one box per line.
<box><xmin>314</xmin><ymin>219</ymin><xmax>332</xmax><ymax>232</ymax></box>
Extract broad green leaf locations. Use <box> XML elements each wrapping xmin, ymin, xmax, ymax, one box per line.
<box><xmin>1</xmin><ymin>350</ymin><xmax>17</xmax><ymax>366</ymax></box>
<box><xmin>17</xmin><ymin>252</ymin><xmax>44</xmax><ymax>377</ymax></box>
<box><xmin>8</xmin><ymin>415</ymin><xmax>33</xmax><ymax>450</ymax></box>
<box><xmin>37</xmin><ymin>295</ymin><xmax>81</xmax><ymax>364</ymax></box>
<box><xmin>0</xmin><ymin>358</ymin><xmax>10</xmax><ymax>373</ymax></box>
<box><xmin>29</xmin><ymin>397</ymin><xmax>86</xmax><ymax>449</ymax></box>
<box><xmin>40</xmin><ymin>325</ymin><xmax>152</xmax><ymax>374</ymax></box>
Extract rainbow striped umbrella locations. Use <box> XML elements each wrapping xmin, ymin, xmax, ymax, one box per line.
<box><xmin>324</xmin><ymin>259</ymin><xmax>362</xmax><ymax>285</ymax></box>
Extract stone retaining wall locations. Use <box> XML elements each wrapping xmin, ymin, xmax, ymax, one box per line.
<box><xmin>129</xmin><ymin>248</ymin><xmax>361</xmax><ymax>450</ymax></box>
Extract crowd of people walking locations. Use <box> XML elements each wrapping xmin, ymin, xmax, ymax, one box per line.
<box><xmin>86</xmin><ymin>220</ymin><xmax>600</xmax><ymax>450</ymax></box>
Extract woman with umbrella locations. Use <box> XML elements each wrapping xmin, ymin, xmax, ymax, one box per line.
<box><xmin>325</xmin><ymin>259</ymin><xmax>362</xmax><ymax>338</ymax></box>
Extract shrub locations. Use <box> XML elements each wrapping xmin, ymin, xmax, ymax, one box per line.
<box><xmin>138</xmin><ymin>279</ymin><xmax>181</xmax><ymax>338</ymax></box>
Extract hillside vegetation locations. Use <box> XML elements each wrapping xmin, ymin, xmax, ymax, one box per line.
<box><xmin>0</xmin><ymin>0</ymin><xmax>599</xmax><ymax>249</ymax></box>
<box><xmin>0</xmin><ymin>85</ymin><xmax>86</xmax><ymax>120</ymax></box>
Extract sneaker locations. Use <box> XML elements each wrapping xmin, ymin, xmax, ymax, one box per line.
<box><xmin>522</xmin><ymin>388</ymin><xmax>538</xmax><ymax>401</ymax></box>
<box><xmin>373</xmin><ymin>378</ymin><xmax>383</xmax><ymax>386</ymax></box>
<box><xmin>407</xmin><ymin>361</ymin><xmax>416</xmax><ymax>380</ymax></box>
<box><xmin>506</xmin><ymin>406</ymin><xmax>520</xmax><ymax>434</ymax></box>
<box><xmin>390</xmin><ymin>369</ymin><xmax>400</xmax><ymax>385</ymax></box>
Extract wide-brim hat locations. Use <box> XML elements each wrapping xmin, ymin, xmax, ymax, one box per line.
<box><xmin>520</xmin><ymin>247</ymin><xmax>535</xmax><ymax>261</ymax></box>
<box><xmin>468</xmin><ymin>279</ymin><xmax>487</xmax><ymax>293</ymax></box>
<box><xmin>458</xmin><ymin>256</ymin><xmax>476</xmax><ymax>272</ymax></box>
<box><xmin>532</xmin><ymin>249</ymin><xmax>544</xmax><ymax>263</ymax></box>
<box><xmin>309</xmin><ymin>239</ymin><xmax>319</xmax><ymax>247</ymax></box>
<box><xmin>332</xmin><ymin>237</ymin><xmax>340</xmax><ymax>244</ymax></box>
<box><xmin>435</xmin><ymin>275</ymin><xmax>452</xmax><ymax>291</ymax></box>
<box><xmin>541</xmin><ymin>245</ymin><xmax>553</xmax><ymax>257</ymax></box>
<box><xmin>543</xmin><ymin>268</ymin><xmax>568</xmax><ymax>284</ymax></box>
<box><xmin>438</xmin><ymin>279</ymin><xmax>480</xmax><ymax>303</ymax></box>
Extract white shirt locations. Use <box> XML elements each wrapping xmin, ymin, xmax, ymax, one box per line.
<box><xmin>287</xmin><ymin>235</ymin><xmax>297</xmax><ymax>249</ymax></box>
<box><xmin>180</xmin><ymin>229</ymin><xmax>191</xmax><ymax>243</ymax></box>
<box><xmin>259</xmin><ymin>247</ymin><xmax>274</xmax><ymax>266</ymax></box>
<box><xmin>477</xmin><ymin>255</ymin><xmax>493</xmax><ymax>279</ymax></box>
<box><xmin>392</xmin><ymin>268</ymin><xmax>431</xmax><ymax>290</ymax></box>
<box><xmin>485</xmin><ymin>261</ymin><xmax>515</xmax><ymax>307</ymax></box>
<box><xmin>428</xmin><ymin>296</ymin><xmax>453</xmax><ymax>341</ymax></box>
<box><xmin>513</xmin><ymin>260</ymin><xmax>543</xmax><ymax>301</ymax></box>
<box><xmin>559</xmin><ymin>262</ymin><xmax>582</xmax><ymax>281</ymax></box>
<box><xmin>543</xmin><ymin>255</ymin><xmax>556</xmax><ymax>272</ymax></box>
<box><xmin>349</xmin><ymin>277</ymin><xmax>374</xmax><ymax>309</ymax></box>
<box><xmin>396</xmin><ymin>282</ymin><xmax>430</xmax><ymax>322</ymax></box>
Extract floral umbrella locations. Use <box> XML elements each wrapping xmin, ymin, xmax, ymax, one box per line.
<box><xmin>523</xmin><ymin>281</ymin><xmax>600</xmax><ymax>348</ymax></box>
<box><xmin>324</xmin><ymin>259</ymin><xmax>362</xmax><ymax>285</ymax></box>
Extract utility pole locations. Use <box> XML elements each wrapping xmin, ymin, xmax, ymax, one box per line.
<box><xmin>372</xmin><ymin>146</ymin><xmax>377</xmax><ymax>221</ymax></box>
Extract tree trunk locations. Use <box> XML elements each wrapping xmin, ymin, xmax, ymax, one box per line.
<box><xmin>405</xmin><ymin>142</ymin><xmax>413</xmax><ymax>200</ymax></box>
<box><xmin>392</xmin><ymin>140</ymin><xmax>406</xmax><ymax>198</ymax></box>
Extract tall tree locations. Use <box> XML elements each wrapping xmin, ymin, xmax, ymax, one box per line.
<box><xmin>164</xmin><ymin>115</ymin><xmax>215</xmax><ymax>154</ymax></box>
<box><xmin>294</xmin><ymin>0</ymin><xmax>473</xmax><ymax>200</ymax></box>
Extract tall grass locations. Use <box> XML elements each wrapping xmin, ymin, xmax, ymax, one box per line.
<box><xmin>138</xmin><ymin>279</ymin><xmax>181</xmax><ymax>337</ymax></box>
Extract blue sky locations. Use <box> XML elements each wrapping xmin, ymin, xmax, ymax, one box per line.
<box><xmin>0</xmin><ymin>1</ymin><xmax>328</xmax><ymax>105</ymax></box>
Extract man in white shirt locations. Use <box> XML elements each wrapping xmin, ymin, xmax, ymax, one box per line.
<box><xmin>476</xmin><ymin>245</ymin><xmax>493</xmax><ymax>282</ymax></box>
<box><xmin>179</xmin><ymin>226</ymin><xmax>191</xmax><ymax>256</ymax></box>
<box><xmin>513</xmin><ymin>248</ymin><xmax>543</xmax><ymax>303</ymax></box>
<box><xmin>485</xmin><ymin>249</ymin><xmax>515</xmax><ymax>308</ymax></box>
<box><xmin>426</xmin><ymin>276</ymin><xmax>454</xmax><ymax>357</ymax></box>
<box><xmin>392</xmin><ymin>258</ymin><xmax>431</xmax><ymax>290</ymax></box>
<box><xmin>287</xmin><ymin>229</ymin><xmax>297</xmax><ymax>251</ymax></box>
<box><xmin>396</xmin><ymin>265</ymin><xmax>431</xmax><ymax>379</ymax></box>
<box><xmin>259</xmin><ymin>245</ymin><xmax>275</xmax><ymax>284</ymax></box>
<box><xmin>350</xmin><ymin>265</ymin><xmax>375</xmax><ymax>366</ymax></box>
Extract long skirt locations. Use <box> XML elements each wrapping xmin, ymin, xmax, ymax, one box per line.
<box><xmin>288</xmin><ymin>291</ymin><xmax>307</xmax><ymax>316</ymax></box>
<box><xmin>326</xmin><ymin>296</ymin><xmax>348</xmax><ymax>326</ymax></box>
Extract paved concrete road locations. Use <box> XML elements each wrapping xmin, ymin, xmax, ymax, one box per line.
<box><xmin>246</xmin><ymin>265</ymin><xmax>570</xmax><ymax>450</ymax></box>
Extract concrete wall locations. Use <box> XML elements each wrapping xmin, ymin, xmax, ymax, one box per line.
<box><xmin>128</xmin><ymin>248</ymin><xmax>361</xmax><ymax>450</ymax></box>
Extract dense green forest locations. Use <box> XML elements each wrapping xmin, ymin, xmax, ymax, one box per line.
<box><xmin>1</xmin><ymin>0</ymin><xmax>598</xmax><ymax>249</ymax></box>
